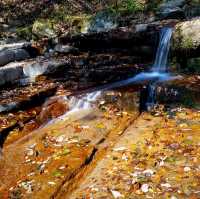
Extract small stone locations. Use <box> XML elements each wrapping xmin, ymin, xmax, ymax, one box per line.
<box><xmin>110</xmin><ymin>190</ymin><xmax>123</xmax><ymax>198</ymax></box>
<box><xmin>56</xmin><ymin>135</ymin><xmax>65</xmax><ymax>143</ymax></box>
<box><xmin>171</xmin><ymin>196</ymin><xmax>178</xmax><ymax>199</ymax></box>
<box><xmin>28</xmin><ymin>143</ymin><xmax>37</xmax><ymax>149</ymax></box>
<box><xmin>122</xmin><ymin>154</ymin><xmax>128</xmax><ymax>161</ymax></box>
<box><xmin>113</xmin><ymin>147</ymin><xmax>127</xmax><ymax>152</ymax></box>
<box><xmin>159</xmin><ymin>160</ymin><xmax>165</xmax><ymax>166</ymax></box>
<box><xmin>26</xmin><ymin>149</ymin><xmax>34</xmax><ymax>156</ymax></box>
<box><xmin>161</xmin><ymin>183</ymin><xmax>171</xmax><ymax>188</ymax></box>
<box><xmin>141</xmin><ymin>184</ymin><xmax>149</xmax><ymax>193</ymax></box>
<box><xmin>179</xmin><ymin>123</ymin><xmax>188</xmax><ymax>128</ymax></box>
<box><xmin>143</xmin><ymin>169</ymin><xmax>154</xmax><ymax>177</ymax></box>
<box><xmin>48</xmin><ymin>181</ymin><xmax>56</xmax><ymax>185</ymax></box>
<box><xmin>184</xmin><ymin>167</ymin><xmax>191</xmax><ymax>172</ymax></box>
<box><xmin>91</xmin><ymin>187</ymin><xmax>99</xmax><ymax>192</ymax></box>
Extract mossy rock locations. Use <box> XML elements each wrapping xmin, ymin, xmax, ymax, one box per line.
<box><xmin>173</xmin><ymin>18</ymin><xmax>200</xmax><ymax>51</ymax></box>
<box><xmin>32</xmin><ymin>19</ymin><xmax>57</xmax><ymax>39</ymax></box>
<box><xmin>62</xmin><ymin>15</ymin><xmax>92</xmax><ymax>34</ymax></box>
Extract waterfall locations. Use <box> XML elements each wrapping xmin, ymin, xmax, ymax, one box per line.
<box><xmin>52</xmin><ymin>27</ymin><xmax>173</xmax><ymax>119</ymax></box>
<box><xmin>146</xmin><ymin>27</ymin><xmax>173</xmax><ymax>109</ymax></box>
<box><xmin>152</xmin><ymin>28</ymin><xmax>173</xmax><ymax>72</ymax></box>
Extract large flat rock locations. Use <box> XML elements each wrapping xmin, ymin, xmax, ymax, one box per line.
<box><xmin>0</xmin><ymin>57</ymin><xmax>70</xmax><ymax>87</ymax></box>
<box><xmin>0</xmin><ymin>42</ymin><xmax>33</xmax><ymax>66</ymax></box>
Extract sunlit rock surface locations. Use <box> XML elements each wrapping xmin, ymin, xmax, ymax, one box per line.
<box><xmin>173</xmin><ymin>18</ymin><xmax>200</xmax><ymax>54</ymax></box>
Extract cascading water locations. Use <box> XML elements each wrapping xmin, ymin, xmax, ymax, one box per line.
<box><xmin>49</xmin><ymin>27</ymin><xmax>174</xmax><ymax>120</ymax></box>
<box><xmin>146</xmin><ymin>27</ymin><xmax>173</xmax><ymax>109</ymax></box>
<box><xmin>152</xmin><ymin>28</ymin><xmax>173</xmax><ymax>72</ymax></box>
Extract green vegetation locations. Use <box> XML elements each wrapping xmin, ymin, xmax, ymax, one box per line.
<box><xmin>16</xmin><ymin>26</ymin><xmax>33</xmax><ymax>40</ymax></box>
<box><xmin>108</xmin><ymin>0</ymin><xmax>145</xmax><ymax>14</ymax></box>
<box><xmin>181</xmin><ymin>37</ymin><xmax>194</xmax><ymax>50</ymax></box>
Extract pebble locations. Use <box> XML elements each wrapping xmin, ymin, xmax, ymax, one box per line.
<box><xmin>184</xmin><ymin>167</ymin><xmax>191</xmax><ymax>172</ymax></box>
<box><xmin>48</xmin><ymin>181</ymin><xmax>56</xmax><ymax>185</ymax></box>
<box><xmin>110</xmin><ymin>190</ymin><xmax>123</xmax><ymax>198</ymax></box>
<box><xmin>141</xmin><ymin>184</ymin><xmax>149</xmax><ymax>193</ymax></box>
<box><xmin>171</xmin><ymin>196</ymin><xmax>178</xmax><ymax>199</ymax></box>
<box><xmin>121</xmin><ymin>154</ymin><xmax>128</xmax><ymax>161</ymax></box>
<box><xmin>143</xmin><ymin>169</ymin><xmax>154</xmax><ymax>177</ymax></box>
<box><xmin>56</xmin><ymin>135</ymin><xmax>65</xmax><ymax>143</ymax></box>
<box><xmin>161</xmin><ymin>183</ymin><xmax>171</xmax><ymax>188</ymax></box>
<box><xmin>113</xmin><ymin>147</ymin><xmax>127</xmax><ymax>152</ymax></box>
<box><xmin>26</xmin><ymin>149</ymin><xmax>34</xmax><ymax>156</ymax></box>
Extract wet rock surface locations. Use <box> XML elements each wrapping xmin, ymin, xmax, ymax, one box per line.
<box><xmin>0</xmin><ymin>89</ymin><xmax>139</xmax><ymax>198</ymax></box>
<box><xmin>69</xmin><ymin>109</ymin><xmax>200</xmax><ymax>199</ymax></box>
<box><xmin>0</xmin><ymin>11</ymin><xmax>200</xmax><ymax>199</ymax></box>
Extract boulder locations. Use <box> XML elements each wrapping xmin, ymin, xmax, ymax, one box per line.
<box><xmin>0</xmin><ymin>62</ymin><xmax>24</xmax><ymax>86</ymax></box>
<box><xmin>32</xmin><ymin>20</ymin><xmax>57</xmax><ymax>39</ymax></box>
<box><xmin>0</xmin><ymin>42</ymin><xmax>34</xmax><ymax>66</ymax></box>
<box><xmin>157</xmin><ymin>0</ymin><xmax>186</xmax><ymax>19</ymax></box>
<box><xmin>0</xmin><ymin>42</ymin><xmax>31</xmax><ymax>51</ymax></box>
<box><xmin>173</xmin><ymin>18</ymin><xmax>200</xmax><ymax>56</ymax></box>
<box><xmin>0</xmin><ymin>58</ymin><xmax>70</xmax><ymax>86</ymax></box>
<box><xmin>0</xmin><ymin>49</ymin><xmax>30</xmax><ymax>66</ymax></box>
<box><xmin>23</xmin><ymin>58</ymin><xmax>69</xmax><ymax>78</ymax></box>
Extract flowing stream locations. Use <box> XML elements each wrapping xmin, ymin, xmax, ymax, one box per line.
<box><xmin>146</xmin><ymin>27</ymin><xmax>173</xmax><ymax>109</ymax></box>
<box><xmin>49</xmin><ymin>27</ymin><xmax>174</xmax><ymax>119</ymax></box>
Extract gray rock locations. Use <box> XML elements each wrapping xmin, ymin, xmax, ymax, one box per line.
<box><xmin>0</xmin><ymin>42</ymin><xmax>31</xmax><ymax>66</ymax></box>
<box><xmin>0</xmin><ymin>49</ymin><xmax>30</xmax><ymax>66</ymax></box>
<box><xmin>135</xmin><ymin>24</ymin><xmax>148</xmax><ymax>32</ymax></box>
<box><xmin>89</xmin><ymin>11</ymin><xmax>117</xmax><ymax>32</ymax></box>
<box><xmin>0</xmin><ymin>62</ymin><xmax>24</xmax><ymax>86</ymax></box>
<box><xmin>0</xmin><ymin>42</ymin><xmax>31</xmax><ymax>52</ymax></box>
<box><xmin>158</xmin><ymin>0</ymin><xmax>186</xmax><ymax>19</ymax></box>
<box><xmin>54</xmin><ymin>44</ymin><xmax>78</xmax><ymax>54</ymax></box>
<box><xmin>32</xmin><ymin>20</ymin><xmax>56</xmax><ymax>39</ymax></box>
<box><xmin>23</xmin><ymin>58</ymin><xmax>69</xmax><ymax>78</ymax></box>
<box><xmin>160</xmin><ymin>0</ymin><xmax>186</xmax><ymax>9</ymax></box>
<box><xmin>184</xmin><ymin>5</ymin><xmax>200</xmax><ymax>18</ymax></box>
<box><xmin>0</xmin><ymin>57</ymin><xmax>70</xmax><ymax>86</ymax></box>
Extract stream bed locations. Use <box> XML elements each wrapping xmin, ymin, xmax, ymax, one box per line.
<box><xmin>0</xmin><ymin>25</ymin><xmax>200</xmax><ymax>199</ymax></box>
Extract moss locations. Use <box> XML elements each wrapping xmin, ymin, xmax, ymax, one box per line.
<box><xmin>107</xmin><ymin>0</ymin><xmax>145</xmax><ymax>15</ymax></box>
<box><xmin>181</xmin><ymin>37</ymin><xmax>194</xmax><ymax>50</ymax></box>
<box><xmin>173</xmin><ymin>25</ymin><xmax>196</xmax><ymax>51</ymax></box>
<box><xmin>16</xmin><ymin>26</ymin><xmax>33</xmax><ymax>40</ymax></box>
